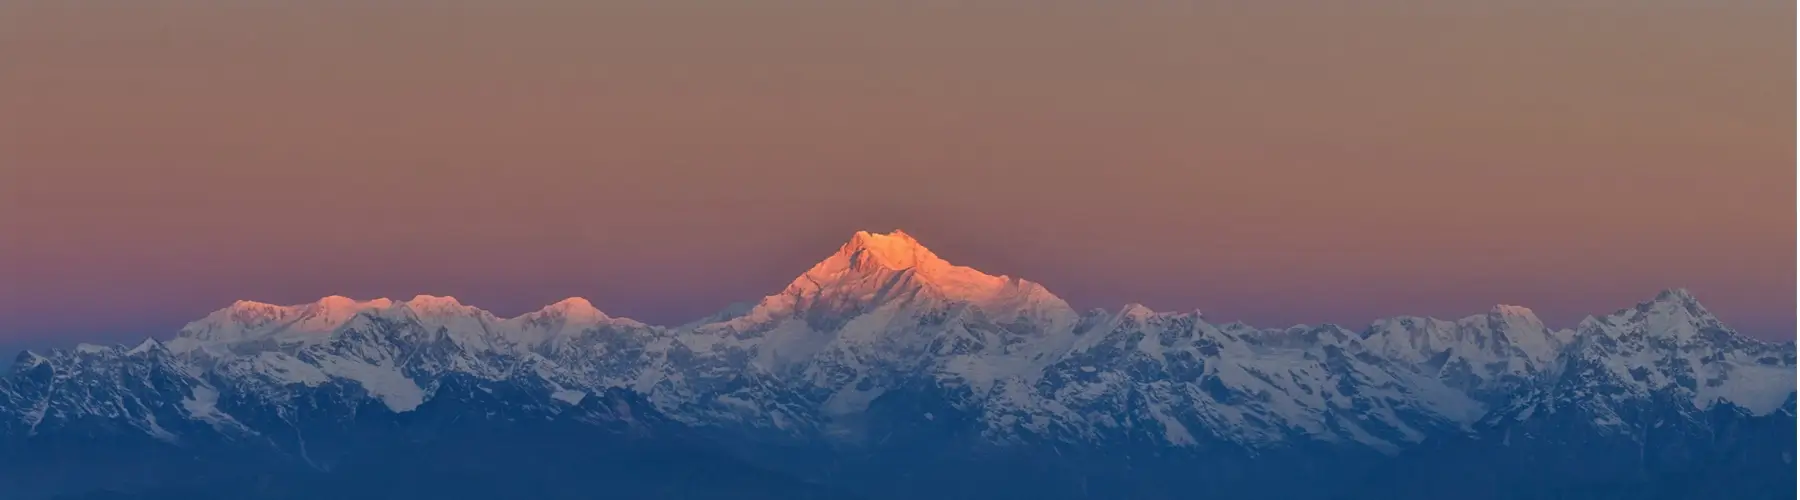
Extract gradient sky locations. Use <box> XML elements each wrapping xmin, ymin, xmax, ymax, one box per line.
<box><xmin>1</xmin><ymin>0</ymin><xmax>1793</xmax><ymax>351</ymax></box>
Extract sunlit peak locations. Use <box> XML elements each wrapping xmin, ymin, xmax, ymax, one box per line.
<box><xmin>312</xmin><ymin>295</ymin><xmax>393</xmax><ymax>310</ymax></box>
<box><xmin>843</xmin><ymin>229</ymin><xmax>940</xmax><ymax>271</ymax></box>
<box><xmin>402</xmin><ymin>295</ymin><xmax>465</xmax><ymax>309</ymax></box>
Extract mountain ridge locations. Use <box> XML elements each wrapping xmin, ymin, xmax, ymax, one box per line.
<box><xmin>2</xmin><ymin>230</ymin><xmax>1793</xmax><ymax>500</ymax></box>
<box><xmin>20</xmin><ymin>232</ymin><xmax>1793</xmax><ymax>426</ymax></box>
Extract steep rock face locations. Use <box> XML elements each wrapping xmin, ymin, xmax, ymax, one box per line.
<box><xmin>0</xmin><ymin>231</ymin><xmax>1792</xmax><ymax>500</ymax></box>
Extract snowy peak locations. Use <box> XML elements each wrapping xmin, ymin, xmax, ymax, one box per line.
<box><xmin>167</xmin><ymin>294</ymin><xmax>662</xmax><ymax>356</ymax></box>
<box><xmin>1359</xmin><ymin>305</ymin><xmax>1560</xmax><ymax>362</ymax></box>
<box><xmin>1643</xmin><ymin>287</ymin><xmax>1711</xmax><ymax>320</ymax></box>
<box><xmin>1581</xmin><ymin>288</ymin><xmax>1732</xmax><ymax>345</ymax></box>
<box><xmin>392</xmin><ymin>294</ymin><xmax>477</xmax><ymax>316</ymax></box>
<box><xmin>125</xmin><ymin>338</ymin><xmax>164</xmax><ymax>356</ymax></box>
<box><xmin>840</xmin><ymin>229</ymin><xmax>941</xmax><ymax>272</ymax></box>
<box><xmin>1642</xmin><ymin>288</ymin><xmax>1720</xmax><ymax>339</ymax></box>
<box><xmin>311</xmin><ymin>295</ymin><xmax>395</xmax><ymax>311</ymax></box>
<box><xmin>1555</xmin><ymin>288</ymin><xmax>1794</xmax><ymax>416</ymax></box>
<box><xmin>1486</xmin><ymin>304</ymin><xmax>1553</xmax><ymax>343</ymax></box>
<box><xmin>1653</xmin><ymin>287</ymin><xmax>1700</xmax><ymax>305</ymax></box>
<box><xmin>1489</xmin><ymin>304</ymin><xmax>1542</xmax><ymax>327</ymax></box>
<box><xmin>759</xmin><ymin>230</ymin><xmax>1074</xmax><ymax>326</ymax></box>
<box><xmin>173</xmin><ymin>295</ymin><xmax>394</xmax><ymax>352</ymax></box>
<box><xmin>530</xmin><ymin>297</ymin><xmax>607</xmax><ymax>322</ymax></box>
<box><xmin>1117</xmin><ymin>303</ymin><xmax>1159</xmax><ymax>321</ymax></box>
<box><xmin>819</xmin><ymin>230</ymin><xmax>984</xmax><ymax>286</ymax></box>
<box><xmin>1475</xmin><ymin>304</ymin><xmax>1561</xmax><ymax>363</ymax></box>
<box><xmin>1354</xmin><ymin>304</ymin><xmax>1569</xmax><ymax>403</ymax></box>
<box><xmin>500</xmin><ymin>297</ymin><xmax>645</xmax><ymax>346</ymax></box>
<box><xmin>185</xmin><ymin>295</ymin><xmax>393</xmax><ymax>333</ymax></box>
<box><xmin>293</xmin><ymin>296</ymin><xmax>393</xmax><ymax>332</ymax></box>
<box><xmin>186</xmin><ymin>300</ymin><xmax>295</xmax><ymax>336</ymax></box>
<box><xmin>12</xmin><ymin>350</ymin><xmax>49</xmax><ymax>370</ymax></box>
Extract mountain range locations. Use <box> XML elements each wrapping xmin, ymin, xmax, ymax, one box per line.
<box><xmin>2</xmin><ymin>230</ymin><xmax>1794</xmax><ymax>500</ymax></box>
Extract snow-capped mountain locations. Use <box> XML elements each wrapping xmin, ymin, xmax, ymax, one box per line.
<box><xmin>1478</xmin><ymin>288</ymin><xmax>1795</xmax><ymax>434</ymax></box>
<box><xmin>166</xmin><ymin>296</ymin><xmax>393</xmax><ymax>356</ymax></box>
<box><xmin>1346</xmin><ymin>290</ymin><xmax>1799</xmax><ymax>500</ymax></box>
<box><xmin>2</xmin><ymin>231</ymin><xmax>1793</xmax><ymax>500</ymax></box>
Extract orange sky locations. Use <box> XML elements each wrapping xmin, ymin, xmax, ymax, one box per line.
<box><xmin>1</xmin><ymin>0</ymin><xmax>1793</xmax><ymax>343</ymax></box>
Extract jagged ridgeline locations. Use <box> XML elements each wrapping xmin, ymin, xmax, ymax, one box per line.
<box><xmin>3</xmin><ymin>231</ymin><xmax>1794</xmax><ymax>500</ymax></box>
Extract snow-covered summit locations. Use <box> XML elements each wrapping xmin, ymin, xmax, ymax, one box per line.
<box><xmin>841</xmin><ymin>229</ymin><xmax>937</xmax><ymax>272</ymax></box>
<box><xmin>1556</xmin><ymin>288</ymin><xmax>1794</xmax><ymax>415</ymax></box>
<box><xmin>169</xmin><ymin>295</ymin><xmax>396</xmax><ymax>354</ymax></box>
<box><xmin>741</xmin><ymin>230</ymin><xmax>1074</xmax><ymax>329</ymax></box>
<box><xmin>501</xmin><ymin>297</ymin><xmax>645</xmax><ymax>347</ymax></box>
<box><xmin>296</xmin><ymin>295</ymin><xmax>394</xmax><ymax>331</ymax></box>
<box><xmin>165</xmin><ymin>293</ymin><xmax>653</xmax><ymax>356</ymax></box>
<box><xmin>516</xmin><ymin>297</ymin><xmax>609</xmax><ymax>324</ymax></box>
<box><xmin>1594</xmin><ymin>287</ymin><xmax>1725</xmax><ymax>343</ymax></box>
<box><xmin>389</xmin><ymin>294</ymin><xmax>482</xmax><ymax>316</ymax></box>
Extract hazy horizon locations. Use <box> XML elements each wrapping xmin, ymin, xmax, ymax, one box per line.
<box><xmin>0</xmin><ymin>227</ymin><xmax>1787</xmax><ymax>353</ymax></box>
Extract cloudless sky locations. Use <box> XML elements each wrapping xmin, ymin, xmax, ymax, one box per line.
<box><xmin>1</xmin><ymin>0</ymin><xmax>1793</xmax><ymax>354</ymax></box>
